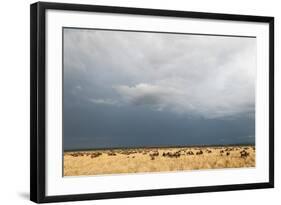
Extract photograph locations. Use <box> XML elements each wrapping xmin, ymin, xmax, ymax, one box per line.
<box><xmin>30</xmin><ymin>2</ymin><xmax>274</xmax><ymax>202</ymax></box>
<box><xmin>63</xmin><ymin>28</ymin><xmax>256</xmax><ymax>176</ymax></box>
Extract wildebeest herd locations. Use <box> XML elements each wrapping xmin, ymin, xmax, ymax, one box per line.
<box><xmin>64</xmin><ymin>146</ymin><xmax>255</xmax><ymax>176</ymax></box>
<box><xmin>67</xmin><ymin>146</ymin><xmax>253</xmax><ymax>160</ymax></box>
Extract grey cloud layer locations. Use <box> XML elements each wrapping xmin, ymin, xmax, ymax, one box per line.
<box><xmin>63</xmin><ymin>28</ymin><xmax>256</xmax><ymax>150</ymax></box>
<box><xmin>64</xmin><ymin>29</ymin><xmax>256</xmax><ymax>118</ymax></box>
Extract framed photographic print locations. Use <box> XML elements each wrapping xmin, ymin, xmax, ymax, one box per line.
<box><xmin>30</xmin><ymin>2</ymin><xmax>274</xmax><ymax>203</ymax></box>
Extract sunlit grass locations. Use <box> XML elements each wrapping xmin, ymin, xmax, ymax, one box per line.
<box><xmin>64</xmin><ymin>146</ymin><xmax>255</xmax><ymax>176</ymax></box>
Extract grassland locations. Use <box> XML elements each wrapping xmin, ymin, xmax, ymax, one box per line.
<box><xmin>64</xmin><ymin>145</ymin><xmax>255</xmax><ymax>176</ymax></box>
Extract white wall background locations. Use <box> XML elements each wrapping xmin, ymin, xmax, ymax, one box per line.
<box><xmin>0</xmin><ymin>0</ymin><xmax>279</xmax><ymax>204</ymax></box>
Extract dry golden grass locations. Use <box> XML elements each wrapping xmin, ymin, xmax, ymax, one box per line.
<box><xmin>64</xmin><ymin>146</ymin><xmax>255</xmax><ymax>176</ymax></box>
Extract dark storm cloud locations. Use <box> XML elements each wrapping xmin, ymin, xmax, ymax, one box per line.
<box><xmin>64</xmin><ymin>101</ymin><xmax>255</xmax><ymax>150</ymax></box>
<box><xmin>64</xmin><ymin>29</ymin><xmax>256</xmax><ymax>118</ymax></box>
<box><xmin>63</xmin><ymin>28</ymin><xmax>256</xmax><ymax>150</ymax></box>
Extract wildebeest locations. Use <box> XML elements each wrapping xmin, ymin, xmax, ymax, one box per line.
<box><xmin>148</xmin><ymin>151</ymin><xmax>159</xmax><ymax>160</ymax></box>
<box><xmin>186</xmin><ymin>151</ymin><xmax>194</xmax><ymax>155</ymax></box>
<box><xmin>240</xmin><ymin>150</ymin><xmax>249</xmax><ymax>158</ymax></box>
<box><xmin>120</xmin><ymin>150</ymin><xmax>137</xmax><ymax>155</ymax></box>
<box><xmin>196</xmin><ymin>150</ymin><xmax>203</xmax><ymax>155</ymax></box>
<box><xmin>162</xmin><ymin>151</ymin><xmax>181</xmax><ymax>158</ymax></box>
<box><xmin>150</xmin><ymin>151</ymin><xmax>159</xmax><ymax>157</ymax></box>
<box><xmin>174</xmin><ymin>152</ymin><xmax>181</xmax><ymax>158</ymax></box>
<box><xmin>225</xmin><ymin>148</ymin><xmax>234</xmax><ymax>152</ymax></box>
<box><xmin>71</xmin><ymin>152</ymin><xmax>84</xmax><ymax>157</ymax></box>
<box><xmin>90</xmin><ymin>152</ymin><xmax>102</xmax><ymax>158</ymax></box>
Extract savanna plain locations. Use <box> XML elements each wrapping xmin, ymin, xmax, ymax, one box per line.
<box><xmin>64</xmin><ymin>145</ymin><xmax>255</xmax><ymax>176</ymax></box>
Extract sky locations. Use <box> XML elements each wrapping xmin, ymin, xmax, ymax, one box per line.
<box><xmin>63</xmin><ymin>28</ymin><xmax>256</xmax><ymax>150</ymax></box>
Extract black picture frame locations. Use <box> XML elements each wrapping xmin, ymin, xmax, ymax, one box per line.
<box><xmin>30</xmin><ymin>2</ymin><xmax>274</xmax><ymax>203</ymax></box>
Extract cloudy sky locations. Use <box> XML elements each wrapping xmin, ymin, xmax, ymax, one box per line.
<box><xmin>63</xmin><ymin>28</ymin><xmax>256</xmax><ymax>150</ymax></box>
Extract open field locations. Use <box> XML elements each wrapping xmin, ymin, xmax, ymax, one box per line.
<box><xmin>64</xmin><ymin>145</ymin><xmax>255</xmax><ymax>176</ymax></box>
